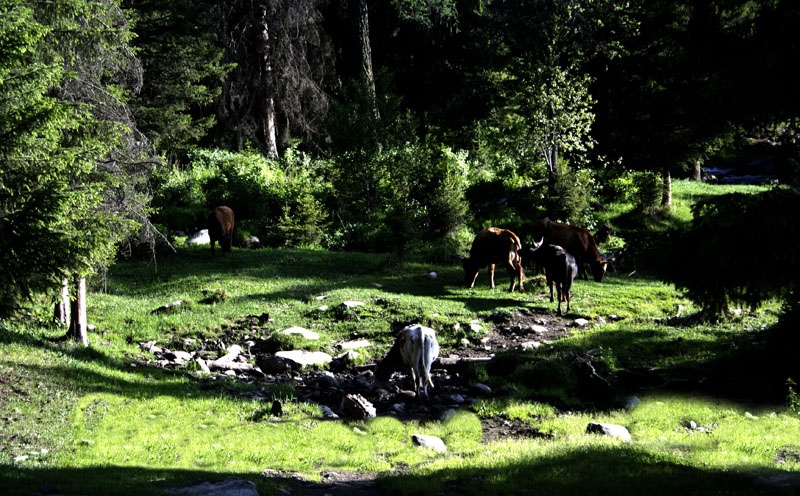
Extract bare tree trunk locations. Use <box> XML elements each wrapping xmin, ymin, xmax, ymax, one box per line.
<box><xmin>68</xmin><ymin>276</ymin><xmax>88</xmax><ymax>347</ymax></box>
<box><xmin>354</xmin><ymin>0</ymin><xmax>378</xmax><ymax>118</ymax></box>
<box><xmin>661</xmin><ymin>168</ymin><xmax>672</xmax><ymax>208</ymax></box>
<box><xmin>53</xmin><ymin>278</ymin><xmax>70</xmax><ymax>325</ymax></box>
<box><xmin>692</xmin><ymin>159</ymin><xmax>702</xmax><ymax>181</ymax></box>
<box><xmin>255</xmin><ymin>4</ymin><xmax>278</xmax><ymax>157</ymax></box>
<box><xmin>546</xmin><ymin>143</ymin><xmax>559</xmax><ymax>218</ymax></box>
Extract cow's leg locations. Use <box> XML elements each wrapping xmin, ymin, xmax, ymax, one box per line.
<box><xmin>547</xmin><ymin>278</ymin><xmax>555</xmax><ymax>302</ymax></box>
<box><xmin>468</xmin><ymin>270</ymin><xmax>479</xmax><ymax>288</ymax></box>
<box><xmin>556</xmin><ymin>283</ymin><xmax>563</xmax><ymax>315</ymax></box>
<box><xmin>210</xmin><ymin>239</ymin><xmax>216</xmax><ymax>255</ymax></box>
<box><xmin>488</xmin><ymin>264</ymin><xmax>496</xmax><ymax>289</ymax></box>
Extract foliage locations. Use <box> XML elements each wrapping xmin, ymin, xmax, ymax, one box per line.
<box><xmin>125</xmin><ymin>0</ymin><xmax>230</xmax><ymax>163</ymax></box>
<box><xmin>0</xmin><ymin>0</ymin><xmax>138</xmax><ymax>317</ymax></box>
<box><xmin>642</xmin><ymin>187</ymin><xmax>799</xmax><ymax>318</ymax></box>
<box><xmin>788</xmin><ymin>379</ymin><xmax>800</xmax><ymax>416</ymax></box>
<box><xmin>632</xmin><ymin>171</ymin><xmax>662</xmax><ymax>214</ymax></box>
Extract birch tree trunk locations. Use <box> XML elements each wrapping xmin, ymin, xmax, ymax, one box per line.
<box><xmin>255</xmin><ymin>4</ymin><xmax>278</xmax><ymax>157</ymax></box>
<box><xmin>68</xmin><ymin>276</ymin><xmax>88</xmax><ymax>347</ymax></box>
<box><xmin>661</xmin><ymin>168</ymin><xmax>672</xmax><ymax>208</ymax></box>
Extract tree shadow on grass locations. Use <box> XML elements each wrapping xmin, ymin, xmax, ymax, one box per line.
<box><xmin>2</xmin><ymin>444</ymin><xmax>794</xmax><ymax>496</ymax></box>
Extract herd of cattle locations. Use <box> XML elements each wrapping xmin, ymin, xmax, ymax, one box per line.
<box><xmin>202</xmin><ymin>206</ymin><xmax>612</xmax><ymax>401</ymax></box>
<box><xmin>459</xmin><ymin>218</ymin><xmax>610</xmax><ymax>316</ymax></box>
<box><xmin>205</xmin><ymin>205</ymin><xmax>611</xmax><ymax>316</ymax></box>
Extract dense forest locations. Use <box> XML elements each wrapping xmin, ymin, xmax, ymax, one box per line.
<box><xmin>2</xmin><ymin>0</ymin><xmax>799</xmax><ymax>323</ymax></box>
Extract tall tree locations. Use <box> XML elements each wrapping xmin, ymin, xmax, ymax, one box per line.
<box><xmin>125</xmin><ymin>0</ymin><xmax>230</xmax><ymax>163</ymax></box>
<box><xmin>0</xmin><ymin>0</ymin><xmax>129</xmax><ymax>320</ymax></box>
<box><xmin>216</xmin><ymin>0</ymin><xmax>333</xmax><ymax>156</ymax></box>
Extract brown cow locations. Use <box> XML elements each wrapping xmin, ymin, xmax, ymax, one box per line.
<box><xmin>530</xmin><ymin>218</ymin><xmax>607</xmax><ymax>282</ymax></box>
<box><xmin>461</xmin><ymin>227</ymin><xmax>526</xmax><ymax>292</ymax></box>
<box><xmin>208</xmin><ymin>206</ymin><xmax>234</xmax><ymax>254</ymax></box>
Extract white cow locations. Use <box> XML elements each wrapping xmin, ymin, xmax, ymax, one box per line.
<box><xmin>375</xmin><ymin>324</ymin><xmax>440</xmax><ymax>400</ymax></box>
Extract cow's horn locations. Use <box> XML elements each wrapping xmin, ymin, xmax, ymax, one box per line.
<box><xmin>531</xmin><ymin>236</ymin><xmax>544</xmax><ymax>250</ymax></box>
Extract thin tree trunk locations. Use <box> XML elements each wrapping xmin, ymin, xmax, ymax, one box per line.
<box><xmin>692</xmin><ymin>159</ymin><xmax>702</xmax><ymax>181</ymax></box>
<box><xmin>68</xmin><ymin>276</ymin><xmax>88</xmax><ymax>347</ymax></box>
<box><xmin>546</xmin><ymin>143</ymin><xmax>559</xmax><ymax>218</ymax></box>
<box><xmin>255</xmin><ymin>4</ymin><xmax>278</xmax><ymax>157</ymax></box>
<box><xmin>53</xmin><ymin>278</ymin><xmax>69</xmax><ymax>325</ymax></box>
<box><xmin>661</xmin><ymin>168</ymin><xmax>672</xmax><ymax>208</ymax></box>
<box><xmin>354</xmin><ymin>0</ymin><xmax>378</xmax><ymax>118</ymax></box>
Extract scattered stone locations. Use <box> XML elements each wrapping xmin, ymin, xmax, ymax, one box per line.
<box><xmin>184</xmin><ymin>229</ymin><xmax>210</xmax><ymax>246</ymax></box>
<box><xmin>468</xmin><ymin>323</ymin><xmax>483</xmax><ymax>334</ymax></box>
<box><xmin>194</xmin><ymin>358</ymin><xmax>211</xmax><ymax>374</ymax></box>
<box><xmin>255</xmin><ymin>354</ymin><xmax>297</xmax><ymax>374</ymax></box>
<box><xmin>449</xmin><ymin>394</ymin><xmax>465</xmax><ymax>403</ymax></box>
<box><xmin>440</xmin><ymin>409</ymin><xmax>457</xmax><ymax>421</ymax></box>
<box><xmin>315</xmin><ymin>371</ymin><xmax>339</xmax><ymax>388</ymax></box>
<box><xmin>244</xmin><ymin>235</ymin><xmax>261</xmax><ymax>249</ymax></box>
<box><xmin>529</xmin><ymin>325</ymin><xmax>548</xmax><ymax>334</ymax></box>
<box><xmin>275</xmin><ymin>350</ymin><xmax>332</xmax><ymax>368</ymax></box>
<box><xmin>607</xmin><ymin>314</ymin><xmax>623</xmax><ymax>321</ymax></box>
<box><xmin>163</xmin><ymin>479</ymin><xmax>259</xmax><ymax>496</ymax></box>
<box><xmin>316</xmin><ymin>305</ymin><xmax>329</xmax><ymax>312</ymax></box>
<box><xmin>330</xmin><ymin>351</ymin><xmax>359</xmax><ymax>371</ymax></box>
<box><xmin>151</xmin><ymin>300</ymin><xmax>185</xmax><ymax>315</ymax></box>
<box><xmin>320</xmin><ymin>405</ymin><xmax>339</xmax><ymax>419</ymax></box>
<box><xmin>139</xmin><ymin>340</ymin><xmax>163</xmax><ymax>354</ymax></box>
<box><xmin>337</xmin><ymin>340</ymin><xmax>371</xmax><ymax>350</ymax></box>
<box><xmin>371</xmin><ymin>282</ymin><xmax>383</xmax><ymax>288</ymax></box>
<box><xmin>685</xmin><ymin>420</ymin><xmax>698</xmax><ymax>430</ymax></box>
<box><xmin>622</xmin><ymin>396</ymin><xmax>641</xmax><ymax>411</ymax></box>
<box><xmin>428</xmin><ymin>271</ymin><xmax>438</xmax><ymax>279</ymax></box>
<box><xmin>472</xmin><ymin>383</ymin><xmax>492</xmax><ymax>395</ymax></box>
<box><xmin>411</xmin><ymin>434</ymin><xmax>447</xmax><ymax>453</ymax></box>
<box><xmin>573</xmin><ymin>318</ymin><xmax>590</xmax><ymax>328</ymax></box>
<box><xmin>586</xmin><ymin>423</ymin><xmax>631</xmax><ymax>441</ymax></box>
<box><xmin>13</xmin><ymin>455</ymin><xmax>28</xmax><ymax>462</ymax></box>
<box><xmin>282</xmin><ymin>327</ymin><xmax>320</xmax><ymax>340</ymax></box>
<box><xmin>343</xmin><ymin>394</ymin><xmax>376</xmax><ymax>420</ymax></box>
<box><xmin>163</xmin><ymin>350</ymin><xmax>193</xmax><ymax>363</ymax></box>
<box><xmin>459</xmin><ymin>338</ymin><xmax>471</xmax><ymax>348</ymax></box>
<box><xmin>519</xmin><ymin>341</ymin><xmax>541</xmax><ymax>351</ymax></box>
<box><xmin>341</xmin><ymin>300</ymin><xmax>365</xmax><ymax>309</ymax></box>
<box><xmin>314</xmin><ymin>295</ymin><xmax>328</xmax><ymax>301</ymax></box>
<box><xmin>745</xmin><ymin>412</ymin><xmax>759</xmax><ymax>420</ymax></box>
<box><xmin>392</xmin><ymin>403</ymin><xmax>407</xmax><ymax>415</ymax></box>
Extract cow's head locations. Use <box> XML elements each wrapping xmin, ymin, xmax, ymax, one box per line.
<box><xmin>590</xmin><ymin>259</ymin><xmax>608</xmax><ymax>282</ymax></box>
<box><xmin>461</xmin><ymin>256</ymin><xmax>480</xmax><ymax>284</ymax></box>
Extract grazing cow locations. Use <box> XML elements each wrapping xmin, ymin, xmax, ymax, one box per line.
<box><xmin>208</xmin><ymin>206</ymin><xmax>235</xmax><ymax>254</ymax></box>
<box><xmin>526</xmin><ymin>243</ymin><xmax>578</xmax><ymax>315</ymax></box>
<box><xmin>530</xmin><ymin>218</ymin><xmax>607</xmax><ymax>282</ymax></box>
<box><xmin>375</xmin><ymin>324</ymin><xmax>440</xmax><ymax>400</ymax></box>
<box><xmin>594</xmin><ymin>224</ymin><xmax>613</xmax><ymax>246</ymax></box>
<box><xmin>460</xmin><ymin>227</ymin><xmax>525</xmax><ymax>292</ymax></box>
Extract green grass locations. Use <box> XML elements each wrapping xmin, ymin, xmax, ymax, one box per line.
<box><xmin>2</xmin><ymin>181</ymin><xmax>798</xmax><ymax>495</ymax></box>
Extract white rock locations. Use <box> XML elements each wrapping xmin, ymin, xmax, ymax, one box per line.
<box><xmin>341</xmin><ymin>300</ymin><xmax>365</xmax><ymax>309</ymax></box>
<box><xmin>519</xmin><ymin>341</ymin><xmax>541</xmax><ymax>351</ymax></box>
<box><xmin>428</xmin><ymin>271</ymin><xmax>438</xmax><ymax>279</ymax></box>
<box><xmin>282</xmin><ymin>326</ymin><xmax>320</xmax><ymax>340</ymax></box>
<box><xmin>337</xmin><ymin>339</ymin><xmax>371</xmax><ymax>350</ymax></box>
<box><xmin>411</xmin><ymin>434</ymin><xmax>447</xmax><ymax>453</ymax></box>
<box><xmin>13</xmin><ymin>455</ymin><xmax>28</xmax><ymax>462</ymax></box>
<box><xmin>468</xmin><ymin>323</ymin><xmax>483</xmax><ymax>333</ymax></box>
<box><xmin>315</xmin><ymin>295</ymin><xmax>328</xmax><ymax>301</ymax></box>
<box><xmin>449</xmin><ymin>394</ymin><xmax>465</xmax><ymax>403</ymax></box>
<box><xmin>372</xmin><ymin>282</ymin><xmax>383</xmax><ymax>288</ymax></box>
<box><xmin>275</xmin><ymin>350</ymin><xmax>332</xmax><ymax>367</ymax></box>
<box><xmin>573</xmin><ymin>318</ymin><xmax>590</xmax><ymax>327</ymax></box>
<box><xmin>530</xmin><ymin>325</ymin><xmax>549</xmax><ymax>334</ymax></box>
<box><xmin>317</xmin><ymin>305</ymin><xmax>329</xmax><ymax>312</ymax></box>
<box><xmin>586</xmin><ymin>422</ymin><xmax>631</xmax><ymax>441</ymax></box>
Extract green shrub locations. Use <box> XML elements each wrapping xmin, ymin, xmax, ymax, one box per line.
<box><xmin>632</xmin><ymin>171</ymin><xmax>662</xmax><ymax>213</ymax></box>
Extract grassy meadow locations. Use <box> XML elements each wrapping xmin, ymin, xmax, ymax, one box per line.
<box><xmin>2</xmin><ymin>180</ymin><xmax>799</xmax><ymax>495</ymax></box>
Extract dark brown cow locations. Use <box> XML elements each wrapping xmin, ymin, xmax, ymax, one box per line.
<box><xmin>530</xmin><ymin>218</ymin><xmax>607</xmax><ymax>282</ymax></box>
<box><xmin>208</xmin><ymin>206</ymin><xmax>234</xmax><ymax>254</ymax></box>
<box><xmin>526</xmin><ymin>243</ymin><xmax>578</xmax><ymax>315</ymax></box>
<box><xmin>461</xmin><ymin>227</ymin><xmax>525</xmax><ymax>292</ymax></box>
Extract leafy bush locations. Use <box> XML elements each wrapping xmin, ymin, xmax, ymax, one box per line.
<box><xmin>641</xmin><ymin>187</ymin><xmax>800</xmax><ymax>318</ymax></box>
<box><xmin>632</xmin><ymin>171</ymin><xmax>662</xmax><ymax>213</ymax></box>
